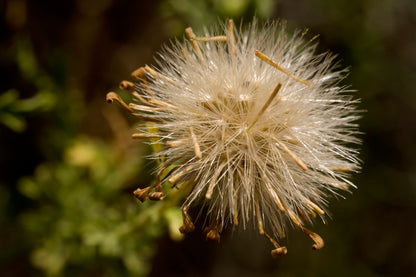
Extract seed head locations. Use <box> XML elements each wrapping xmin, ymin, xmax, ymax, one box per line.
<box><xmin>107</xmin><ymin>19</ymin><xmax>361</xmax><ymax>257</ymax></box>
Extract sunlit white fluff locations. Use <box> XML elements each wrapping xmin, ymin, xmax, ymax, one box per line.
<box><xmin>116</xmin><ymin>19</ymin><xmax>361</xmax><ymax>256</ymax></box>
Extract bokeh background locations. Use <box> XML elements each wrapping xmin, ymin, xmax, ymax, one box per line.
<box><xmin>1</xmin><ymin>0</ymin><xmax>415</xmax><ymax>276</ymax></box>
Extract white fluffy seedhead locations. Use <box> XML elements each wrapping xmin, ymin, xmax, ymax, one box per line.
<box><xmin>108</xmin><ymin>19</ymin><xmax>361</xmax><ymax>257</ymax></box>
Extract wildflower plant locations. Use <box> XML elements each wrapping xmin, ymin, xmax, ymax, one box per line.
<box><xmin>107</xmin><ymin>19</ymin><xmax>361</xmax><ymax>257</ymax></box>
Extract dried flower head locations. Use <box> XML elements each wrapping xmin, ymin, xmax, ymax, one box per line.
<box><xmin>107</xmin><ymin>19</ymin><xmax>361</xmax><ymax>257</ymax></box>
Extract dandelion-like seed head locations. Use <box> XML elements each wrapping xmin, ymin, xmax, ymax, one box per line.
<box><xmin>107</xmin><ymin>19</ymin><xmax>361</xmax><ymax>257</ymax></box>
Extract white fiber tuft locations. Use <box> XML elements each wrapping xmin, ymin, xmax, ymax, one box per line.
<box><xmin>118</xmin><ymin>19</ymin><xmax>362</xmax><ymax>255</ymax></box>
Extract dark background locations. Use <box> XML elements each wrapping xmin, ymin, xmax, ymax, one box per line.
<box><xmin>1</xmin><ymin>0</ymin><xmax>415</xmax><ymax>276</ymax></box>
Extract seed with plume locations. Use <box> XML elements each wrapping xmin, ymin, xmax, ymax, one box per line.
<box><xmin>107</xmin><ymin>19</ymin><xmax>361</xmax><ymax>257</ymax></box>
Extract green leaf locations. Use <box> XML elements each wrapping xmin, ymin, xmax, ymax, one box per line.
<box><xmin>0</xmin><ymin>89</ymin><xmax>19</xmax><ymax>108</ymax></box>
<box><xmin>163</xmin><ymin>207</ymin><xmax>184</xmax><ymax>241</ymax></box>
<box><xmin>0</xmin><ymin>112</ymin><xmax>26</xmax><ymax>132</ymax></box>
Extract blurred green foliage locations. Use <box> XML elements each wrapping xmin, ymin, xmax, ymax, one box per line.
<box><xmin>0</xmin><ymin>39</ymin><xmax>56</xmax><ymax>132</ymax></box>
<box><xmin>159</xmin><ymin>0</ymin><xmax>275</xmax><ymax>34</ymax></box>
<box><xmin>0</xmin><ymin>15</ymin><xmax>185</xmax><ymax>276</ymax></box>
<box><xmin>18</xmin><ymin>136</ymin><xmax>183</xmax><ymax>276</ymax></box>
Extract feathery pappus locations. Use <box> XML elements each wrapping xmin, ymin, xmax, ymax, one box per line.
<box><xmin>107</xmin><ymin>19</ymin><xmax>361</xmax><ymax>257</ymax></box>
